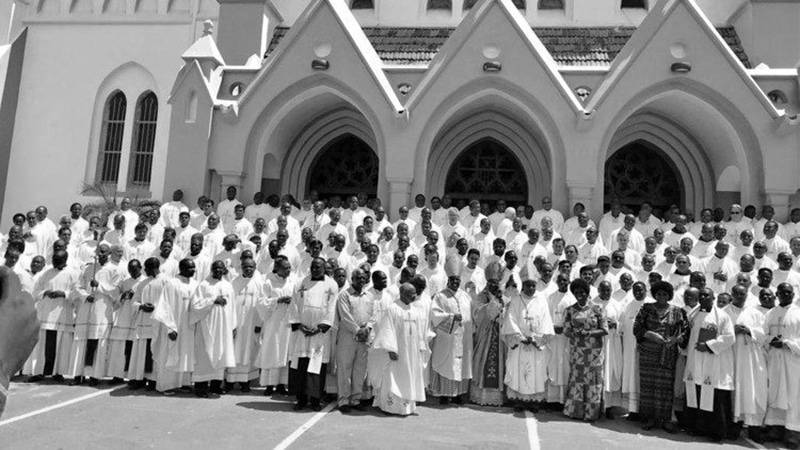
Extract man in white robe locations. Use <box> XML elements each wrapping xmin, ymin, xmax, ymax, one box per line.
<box><xmin>128</xmin><ymin>257</ymin><xmax>167</xmax><ymax>389</ymax></box>
<box><xmin>256</xmin><ymin>256</ymin><xmax>298</xmax><ymax>394</ymax></box>
<box><xmin>217</xmin><ymin>186</ymin><xmax>242</xmax><ymax>235</ymax></box>
<box><xmin>429</xmin><ymin>268</ymin><xmax>473</xmax><ymax>405</ymax></box>
<box><xmin>225</xmin><ymin>258</ymin><xmax>264</xmax><ymax>391</ymax></box>
<box><xmin>106</xmin><ymin>260</ymin><xmax>143</xmax><ymax>384</ymax></box>
<box><xmin>729</xmin><ymin>286</ymin><xmax>772</xmax><ymax>443</ymax></box>
<box><xmin>369</xmin><ymin>283</ymin><xmax>432</xmax><ymax>416</ymax></box>
<box><xmin>683</xmin><ymin>287</ymin><xmax>736</xmax><ymax>442</ymax></box>
<box><xmin>159</xmin><ymin>189</ymin><xmax>189</xmax><ymax>229</ymax></box>
<box><xmin>594</xmin><ymin>281</ymin><xmax>624</xmax><ymax>415</ymax></box>
<box><xmin>619</xmin><ymin>281</ymin><xmax>652</xmax><ymax>417</ymax></box>
<box><xmin>287</xmin><ymin>257</ymin><xmax>338</xmax><ymax>411</ymax></box>
<box><xmin>502</xmin><ymin>278</ymin><xmax>554</xmax><ymax>411</ymax></box>
<box><xmin>546</xmin><ymin>274</ymin><xmax>575</xmax><ymax>406</ymax></box>
<box><xmin>28</xmin><ymin>250</ymin><xmax>78</xmax><ymax>382</ymax></box>
<box><xmin>151</xmin><ymin>259</ymin><xmax>199</xmax><ymax>395</ymax></box>
<box><xmin>190</xmin><ymin>260</ymin><xmax>237</xmax><ymax>398</ymax></box>
<box><xmin>764</xmin><ymin>283</ymin><xmax>800</xmax><ymax>446</ymax></box>
<box><xmin>69</xmin><ymin>244</ymin><xmax>125</xmax><ymax>385</ymax></box>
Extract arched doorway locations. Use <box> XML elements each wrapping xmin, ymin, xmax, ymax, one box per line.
<box><xmin>307</xmin><ymin>134</ymin><xmax>379</xmax><ymax>201</ymax></box>
<box><xmin>604</xmin><ymin>141</ymin><xmax>684</xmax><ymax>214</ymax></box>
<box><xmin>444</xmin><ymin>138</ymin><xmax>528</xmax><ymax>209</ymax></box>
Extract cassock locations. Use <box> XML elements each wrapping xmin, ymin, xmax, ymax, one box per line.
<box><xmin>594</xmin><ymin>297</ymin><xmax>624</xmax><ymax>407</ymax></box>
<box><xmin>107</xmin><ymin>275</ymin><xmax>144</xmax><ymax>379</ymax></box>
<box><xmin>546</xmin><ymin>290</ymin><xmax>575</xmax><ymax>403</ymax></box>
<box><xmin>256</xmin><ymin>272</ymin><xmax>299</xmax><ymax>387</ymax></box>
<box><xmin>619</xmin><ymin>295</ymin><xmax>651</xmax><ymax>413</ymax></box>
<box><xmin>684</xmin><ymin>306</ymin><xmax>735</xmax><ymax>440</ymax></box>
<box><xmin>69</xmin><ymin>262</ymin><xmax>124</xmax><ymax>378</ymax></box>
<box><xmin>287</xmin><ymin>275</ymin><xmax>338</xmax><ymax>401</ymax></box>
<box><xmin>30</xmin><ymin>266</ymin><xmax>79</xmax><ymax>377</ymax></box>
<box><xmin>726</xmin><ymin>304</ymin><xmax>769</xmax><ymax>426</ymax></box>
<box><xmin>190</xmin><ymin>277</ymin><xmax>237</xmax><ymax>382</ymax></box>
<box><xmin>429</xmin><ymin>288</ymin><xmax>474</xmax><ymax>396</ymax></box>
<box><xmin>779</xmin><ymin>306</ymin><xmax>800</xmax><ymax>432</ymax></box>
<box><xmin>369</xmin><ymin>298</ymin><xmax>432</xmax><ymax>415</ymax></box>
<box><xmin>502</xmin><ymin>291</ymin><xmax>554</xmax><ymax>401</ymax></box>
<box><xmin>764</xmin><ymin>303</ymin><xmax>800</xmax><ymax>432</ymax></box>
<box><xmin>151</xmin><ymin>275</ymin><xmax>198</xmax><ymax>392</ymax></box>
<box><xmin>128</xmin><ymin>275</ymin><xmax>168</xmax><ymax>381</ymax></box>
<box><xmin>226</xmin><ymin>274</ymin><xmax>266</xmax><ymax>383</ymax></box>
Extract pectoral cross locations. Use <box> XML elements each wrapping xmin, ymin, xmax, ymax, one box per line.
<box><xmin>523</xmin><ymin>306</ymin><xmax>537</xmax><ymax>334</ymax></box>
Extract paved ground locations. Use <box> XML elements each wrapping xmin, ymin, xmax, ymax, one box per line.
<box><xmin>0</xmin><ymin>379</ymin><xmax>786</xmax><ymax>449</ymax></box>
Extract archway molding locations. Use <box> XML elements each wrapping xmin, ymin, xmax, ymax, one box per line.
<box><xmin>281</xmin><ymin>108</ymin><xmax>378</xmax><ymax>200</ymax></box>
<box><xmin>595</xmin><ymin>78</ymin><xmax>763</xmax><ymax>214</ymax></box>
<box><xmin>242</xmin><ymin>74</ymin><xmax>387</xmax><ymax>200</ymax></box>
<box><xmin>607</xmin><ymin>113</ymin><xmax>713</xmax><ymax>215</ymax></box>
<box><xmin>414</xmin><ymin>78</ymin><xmax>565</xmax><ymax>208</ymax></box>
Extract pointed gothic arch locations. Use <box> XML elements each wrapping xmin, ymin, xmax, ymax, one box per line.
<box><xmin>444</xmin><ymin>137</ymin><xmax>528</xmax><ymax>207</ymax></box>
<box><xmin>307</xmin><ymin>134</ymin><xmax>379</xmax><ymax>200</ymax></box>
<box><xmin>427</xmin><ymin>109</ymin><xmax>551</xmax><ymax>206</ymax></box>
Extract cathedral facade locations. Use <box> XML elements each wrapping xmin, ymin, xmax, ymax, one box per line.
<box><xmin>0</xmin><ymin>0</ymin><xmax>798</xmax><ymax>223</ymax></box>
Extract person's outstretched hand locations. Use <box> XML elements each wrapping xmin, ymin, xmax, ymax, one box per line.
<box><xmin>0</xmin><ymin>266</ymin><xmax>39</xmax><ymax>416</ymax></box>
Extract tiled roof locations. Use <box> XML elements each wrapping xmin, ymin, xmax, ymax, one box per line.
<box><xmin>265</xmin><ymin>26</ymin><xmax>751</xmax><ymax>68</ymax></box>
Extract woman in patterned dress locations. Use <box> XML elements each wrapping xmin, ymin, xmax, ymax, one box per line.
<box><xmin>563</xmin><ymin>278</ymin><xmax>608</xmax><ymax>421</ymax></box>
<box><xmin>633</xmin><ymin>281</ymin><xmax>688</xmax><ymax>433</ymax></box>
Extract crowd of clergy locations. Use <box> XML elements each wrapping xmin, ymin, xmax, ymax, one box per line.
<box><xmin>7</xmin><ymin>187</ymin><xmax>800</xmax><ymax>447</ymax></box>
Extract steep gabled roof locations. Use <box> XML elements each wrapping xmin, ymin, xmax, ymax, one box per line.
<box><xmin>585</xmin><ymin>0</ymin><xmax>777</xmax><ymax>118</ymax></box>
<box><xmin>238</xmin><ymin>0</ymin><xmax>403</xmax><ymax>114</ymax></box>
<box><xmin>403</xmin><ymin>0</ymin><xmax>583</xmax><ymax>114</ymax></box>
<box><xmin>265</xmin><ymin>25</ymin><xmax>750</xmax><ymax>68</ymax></box>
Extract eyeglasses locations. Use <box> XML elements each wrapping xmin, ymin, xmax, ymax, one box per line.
<box><xmin>730</xmin><ymin>211</ymin><xmax>741</xmax><ymax>215</ymax></box>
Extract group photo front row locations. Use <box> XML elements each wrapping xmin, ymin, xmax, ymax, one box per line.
<box><xmin>4</xmin><ymin>187</ymin><xmax>800</xmax><ymax>448</ymax></box>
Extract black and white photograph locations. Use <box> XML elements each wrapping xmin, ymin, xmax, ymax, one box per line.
<box><xmin>0</xmin><ymin>0</ymin><xmax>798</xmax><ymax>448</ymax></box>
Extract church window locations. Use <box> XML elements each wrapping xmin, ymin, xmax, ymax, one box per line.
<box><xmin>351</xmin><ymin>0</ymin><xmax>374</xmax><ymax>8</ymax></box>
<box><xmin>427</xmin><ymin>0</ymin><xmax>451</xmax><ymax>10</ymax></box>
<box><xmin>128</xmin><ymin>92</ymin><xmax>158</xmax><ymax>189</ymax></box>
<box><xmin>97</xmin><ymin>91</ymin><xmax>127</xmax><ymax>184</ymax></box>
<box><xmin>538</xmin><ymin>0</ymin><xmax>563</xmax><ymax>10</ymax></box>
<box><xmin>621</xmin><ymin>0</ymin><xmax>647</xmax><ymax>8</ymax></box>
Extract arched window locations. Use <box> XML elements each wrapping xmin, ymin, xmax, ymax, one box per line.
<box><xmin>351</xmin><ymin>0</ymin><xmax>374</xmax><ymax>8</ymax></box>
<box><xmin>97</xmin><ymin>91</ymin><xmax>127</xmax><ymax>184</ymax></box>
<box><xmin>465</xmin><ymin>0</ymin><xmax>525</xmax><ymax>8</ymax></box>
<box><xmin>128</xmin><ymin>92</ymin><xmax>158</xmax><ymax>189</ymax></box>
<box><xmin>427</xmin><ymin>0</ymin><xmax>451</xmax><ymax>10</ymax></box>
<box><xmin>538</xmin><ymin>0</ymin><xmax>563</xmax><ymax>10</ymax></box>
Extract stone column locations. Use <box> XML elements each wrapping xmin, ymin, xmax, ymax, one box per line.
<box><xmin>765</xmin><ymin>190</ymin><xmax>793</xmax><ymax>223</ymax></box>
<box><xmin>568</xmin><ymin>183</ymin><xmax>596</xmax><ymax>221</ymax></box>
<box><xmin>387</xmin><ymin>179</ymin><xmax>412</xmax><ymax>222</ymax></box>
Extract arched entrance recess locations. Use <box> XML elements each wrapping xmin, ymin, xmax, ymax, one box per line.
<box><xmin>427</xmin><ymin>110</ymin><xmax>551</xmax><ymax>207</ymax></box>
<box><xmin>604</xmin><ymin>141</ymin><xmax>683</xmax><ymax>214</ymax></box>
<box><xmin>278</xmin><ymin>107</ymin><xmax>381</xmax><ymax>202</ymax></box>
<box><xmin>444</xmin><ymin>138</ymin><xmax>528</xmax><ymax>208</ymax></box>
<box><xmin>306</xmin><ymin>134</ymin><xmax>379</xmax><ymax>200</ymax></box>
<box><xmin>604</xmin><ymin>113</ymin><xmax>714</xmax><ymax>216</ymax></box>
